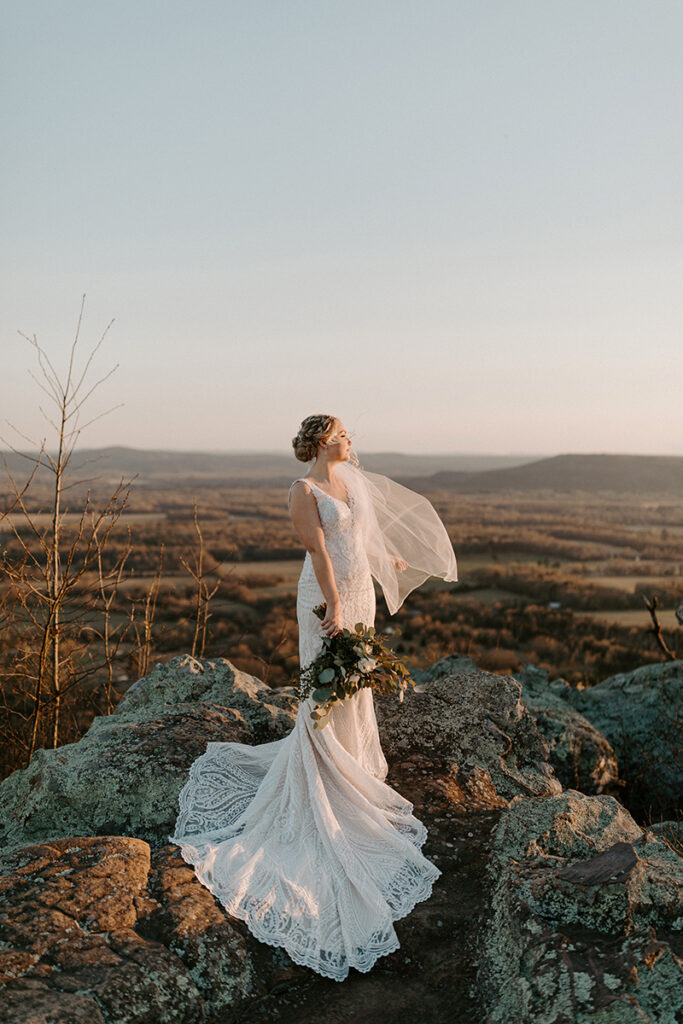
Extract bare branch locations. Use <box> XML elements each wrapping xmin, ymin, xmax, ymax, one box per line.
<box><xmin>72</xmin><ymin>401</ymin><xmax>125</xmax><ymax>434</ymax></box>
<box><xmin>38</xmin><ymin>405</ymin><xmax>61</xmax><ymax>435</ymax></box>
<box><xmin>67</xmin><ymin>452</ymin><xmax>109</xmax><ymax>475</ymax></box>
<box><xmin>66</xmin><ymin>366</ymin><xmax>120</xmax><ymax>419</ymax></box>
<box><xmin>63</xmin><ymin>294</ymin><xmax>87</xmax><ymax>402</ymax></box>
<box><xmin>19</xmin><ymin>331</ymin><xmax>63</xmax><ymax>399</ymax></box>
<box><xmin>0</xmin><ymin>451</ymin><xmax>42</xmax><ymax>523</ymax></box>
<box><xmin>27</xmin><ymin>369</ymin><xmax>61</xmax><ymax>408</ymax></box>
<box><xmin>69</xmin><ymin>315</ymin><xmax>116</xmax><ymax>401</ymax></box>
<box><xmin>642</xmin><ymin>594</ymin><xmax>677</xmax><ymax>661</ymax></box>
<box><xmin>1</xmin><ymin>423</ymin><xmax>57</xmax><ymax>471</ymax></box>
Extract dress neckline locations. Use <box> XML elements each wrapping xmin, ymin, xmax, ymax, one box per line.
<box><xmin>296</xmin><ymin>477</ymin><xmax>351</xmax><ymax>511</ymax></box>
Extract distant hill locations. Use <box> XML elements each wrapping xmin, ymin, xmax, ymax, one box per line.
<box><xmin>407</xmin><ymin>453</ymin><xmax>683</xmax><ymax>495</ymax></box>
<box><xmin>2</xmin><ymin>448</ymin><xmax>681</xmax><ymax>497</ymax></box>
<box><xmin>0</xmin><ymin>447</ymin><xmax>538</xmax><ymax>488</ymax></box>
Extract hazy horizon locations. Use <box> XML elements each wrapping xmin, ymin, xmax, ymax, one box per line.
<box><xmin>2</xmin><ymin>443</ymin><xmax>681</xmax><ymax>460</ymax></box>
<box><xmin>2</xmin><ymin>2</ymin><xmax>682</xmax><ymax>456</ymax></box>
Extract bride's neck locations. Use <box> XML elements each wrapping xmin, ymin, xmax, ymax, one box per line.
<box><xmin>309</xmin><ymin>457</ymin><xmax>342</xmax><ymax>483</ymax></box>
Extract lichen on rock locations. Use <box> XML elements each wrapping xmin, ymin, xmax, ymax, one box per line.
<box><xmin>514</xmin><ymin>664</ymin><xmax>622</xmax><ymax>797</ymax></box>
<box><xmin>375</xmin><ymin>668</ymin><xmax>562</xmax><ymax>803</ymax></box>
<box><xmin>0</xmin><ymin>655</ymin><xmax>299</xmax><ymax>851</ymax></box>
<box><xmin>477</xmin><ymin>791</ymin><xmax>683</xmax><ymax>1023</ymax></box>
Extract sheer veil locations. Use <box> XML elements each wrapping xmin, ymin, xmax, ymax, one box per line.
<box><xmin>336</xmin><ymin>458</ymin><xmax>457</xmax><ymax>615</ymax></box>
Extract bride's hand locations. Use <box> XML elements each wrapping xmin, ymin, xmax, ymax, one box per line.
<box><xmin>321</xmin><ymin>603</ymin><xmax>344</xmax><ymax>636</ymax></box>
<box><xmin>391</xmin><ymin>557</ymin><xmax>408</xmax><ymax>572</ymax></box>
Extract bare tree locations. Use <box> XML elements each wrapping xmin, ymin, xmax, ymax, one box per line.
<box><xmin>0</xmin><ymin>295</ymin><xmax>134</xmax><ymax>755</ymax></box>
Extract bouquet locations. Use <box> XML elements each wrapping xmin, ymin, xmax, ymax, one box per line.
<box><xmin>297</xmin><ymin>603</ymin><xmax>414</xmax><ymax>730</ymax></box>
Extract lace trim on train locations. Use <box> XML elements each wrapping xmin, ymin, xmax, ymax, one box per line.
<box><xmin>174</xmin><ymin>831</ymin><xmax>440</xmax><ymax>982</ymax></box>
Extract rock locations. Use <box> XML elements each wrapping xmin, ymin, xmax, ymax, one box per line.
<box><xmin>374</xmin><ymin>668</ymin><xmax>561</xmax><ymax>804</ymax></box>
<box><xmin>0</xmin><ymin>836</ymin><xmax>293</xmax><ymax>1024</ymax></box>
<box><xmin>411</xmin><ymin>653</ymin><xmax>478</xmax><ymax>690</ymax></box>
<box><xmin>0</xmin><ymin>656</ymin><xmax>299</xmax><ymax>851</ymax></box>
<box><xmin>0</xmin><ymin>836</ymin><xmax>201</xmax><ymax>1024</ymax></box>
<box><xmin>567</xmin><ymin>659</ymin><xmax>683</xmax><ymax>818</ymax></box>
<box><xmin>477</xmin><ymin>790</ymin><xmax>683</xmax><ymax>1023</ymax></box>
<box><xmin>515</xmin><ymin>664</ymin><xmax>621</xmax><ymax>796</ymax></box>
<box><xmin>115</xmin><ymin>654</ymin><xmax>299</xmax><ymax>738</ymax></box>
<box><xmin>646</xmin><ymin>819</ymin><xmax>683</xmax><ymax>851</ymax></box>
<box><xmin>1</xmin><ymin>653</ymin><xmax>680</xmax><ymax>1023</ymax></box>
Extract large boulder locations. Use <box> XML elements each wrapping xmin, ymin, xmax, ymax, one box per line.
<box><xmin>374</xmin><ymin>668</ymin><xmax>562</xmax><ymax>806</ymax></box>
<box><xmin>411</xmin><ymin>653</ymin><xmax>479</xmax><ymax>687</ymax></box>
<box><xmin>567</xmin><ymin>660</ymin><xmax>683</xmax><ymax>818</ymax></box>
<box><xmin>0</xmin><ymin>836</ymin><xmax>296</xmax><ymax>1024</ymax></box>
<box><xmin>0</xmin><ymin>655</ymin><xmax>299</xmax><ymax>851</ymax></box>
<box><xmin>515</xmin><ymin>664</ymin><xmax>621</xmax><ymax>797</ymax></box>
<box><xmin>114</xmin><ymin>654</ymin><xmax>298</xmax><ymax>734</ymax></box>
<box><xmin>477</xmin><ymin>790</ymin><xmax>683</xmax><ymax>1023</ymax></box>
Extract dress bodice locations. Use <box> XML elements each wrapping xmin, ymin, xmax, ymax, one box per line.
<box><xmin>289</xmin><ymin>477</ymin><xmax>371</xmax><ymax>589</ymax></box>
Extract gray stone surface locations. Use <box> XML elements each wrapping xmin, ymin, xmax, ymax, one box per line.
<box><xmin>0</xmin><ymin>655</ymin><xmax>299</xmax><ymax>851</ymax></box>
<box><xmin>0</xmin><ymin>653</ymin><xmax>681</xmax><ymax>1023</ymax></box>
<box><xmin>515</xmin><ymin>664</ymin><xmax>621</xmax><ymax>796</ymax></box>
<box><xmin>411</xmin><ymin>653</ymin><xmax>479</xmax><ymax>688</ymax></box>
<box><xmin>478</xmin><ymin>791</ymin><xmax>683</xmax><ymax>1024</ymax></box>
<box><xmin>567</xmin><ymin>660</ymin><xmax>683</xmax><ymax>817</ymax></box>
<box><xmin>0</xmin><ymin>836</ymin><xmax>290</xmax><ymax>1024</ymax></box>
<box><xmin>375</xmin><ymin>668</ymin><xmax>562</xmax><ymax>804</ymax></box>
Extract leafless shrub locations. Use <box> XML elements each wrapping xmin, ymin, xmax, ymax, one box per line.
<box><xmin>128</xmin><ymin>544</ymin><xmax>165</xmax><ymax>680</ymax></box>
<box><xmin>179</xmin><ymin>499</ymin><xmax>221</xmax><ymax>659</ymax></box>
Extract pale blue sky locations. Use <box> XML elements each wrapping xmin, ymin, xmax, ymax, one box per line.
<box><xmin>1</xmin><ymin>1</ymin><xmax>681</xmax><ymax>455</ymax></box>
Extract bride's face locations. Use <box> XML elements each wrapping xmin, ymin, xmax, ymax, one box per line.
<box><xmin>324</xmin><ymin>421</ymin><xmax>352</xmax><ymax>461</ymax></box>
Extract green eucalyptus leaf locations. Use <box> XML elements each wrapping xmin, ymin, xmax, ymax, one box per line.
<box><xmin>312</xmin><ymin>686</ymin><xmax>333</xmax><ymax>702</ymax></box>
<box><xmin>318</xmin><ymin>667</ymin><xmax>335</xmax><ymax>684</ymax></box>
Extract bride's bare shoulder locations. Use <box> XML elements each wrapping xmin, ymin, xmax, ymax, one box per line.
<box><xmin>288</xmin><ymin>478</ymin><xmax>315</xmax><ymax>505</ymax></box>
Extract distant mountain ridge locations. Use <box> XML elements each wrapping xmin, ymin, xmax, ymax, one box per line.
<box><xmin>0</xmin><ymin>447</ymin><xmax>538</xmax><ymax>484</ymax></box>
<box><xmin>406</xmin><ymin>453</ymin><xmax>683</xmax><ymax>495</ymax></box>
<box><xmin>1</xmin><ymin>448</ymin><xmax>681</xmax><ymax>495</ymax></box>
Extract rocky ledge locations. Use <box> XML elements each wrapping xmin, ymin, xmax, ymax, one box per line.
<box><xmin>0</xmin><ymin>654</ymin><xmax>680</xmax><ymax>1024</ymax></box>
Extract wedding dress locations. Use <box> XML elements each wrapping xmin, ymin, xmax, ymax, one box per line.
<box><xmin>170</xmin><ymin>468</ymin><xmax>443</xmax><ymax>982</ymax></box>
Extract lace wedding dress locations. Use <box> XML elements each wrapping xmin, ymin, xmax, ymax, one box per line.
<box><xmin>170</xmin><ymin>473</ymin><xmax>441</xmax><ymax>981</ymax></box>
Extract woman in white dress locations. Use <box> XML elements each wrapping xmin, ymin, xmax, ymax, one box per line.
<box><xmin>170</xmin><ymin>414</ymin><xmax>458</xmax><ymax>982</ymax></box>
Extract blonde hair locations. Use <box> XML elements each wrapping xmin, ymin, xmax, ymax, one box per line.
<box><xmin>292</xmin><ymin>414</ymin><xmax>337</xmax><ymax>462</ymax></box>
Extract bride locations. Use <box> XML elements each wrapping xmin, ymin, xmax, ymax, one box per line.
<box><xmin>170</xmin><ymin>414</ymin><xmax>458</xmax><ymax>981</ymax></box>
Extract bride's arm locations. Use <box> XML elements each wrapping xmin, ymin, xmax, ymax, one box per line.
<box><xmin>288</xmin><ymin>482</ymin><xmax>343</xmax><ymax>635</ymax></box>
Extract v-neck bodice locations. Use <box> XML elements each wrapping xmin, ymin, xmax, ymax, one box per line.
<box><xmin>293</xmin><ymin>477</ymin><xmax>351</xmax><ymax>510</ymax></box>
<box><xmin>289</xmin><ymin>474</ymin><xmax>373</xmax><ymax>646</ymax></box>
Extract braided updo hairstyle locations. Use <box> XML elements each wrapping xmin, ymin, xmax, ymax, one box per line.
<box><xmin>292</xmin><ymin>414</ymin><xmax>337</xmax><ymax>463</ymax></box>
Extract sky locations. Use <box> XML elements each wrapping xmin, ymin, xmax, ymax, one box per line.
<box><xmin>1</xmin><ymin>1</ymin><xmax>681</xmax><ymax>457</ymax></box>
